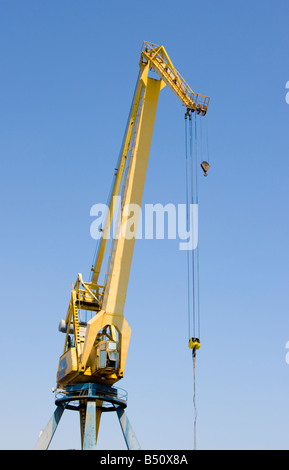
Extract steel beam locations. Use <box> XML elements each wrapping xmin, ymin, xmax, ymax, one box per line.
<box><xmin>82</xmin><ymin>400</ymin><xmax>102</xmax><ymax>450</ymax></box>
<box><xmin>116</xmin><ymin>406</ymin><xmax>141</xmax><ymax>450</ymax></box>
<box><xmin>34</xmin><ymin>404</ymin><xmax>65</xmax><ymax>450</ymax></box>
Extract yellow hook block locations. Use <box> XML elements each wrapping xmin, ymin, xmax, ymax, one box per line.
<box><xmin>188</xmin><ymin>337</ymin><xmax>201</xmax><ymax>350</ymax></box>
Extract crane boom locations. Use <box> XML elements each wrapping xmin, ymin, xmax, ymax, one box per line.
<box><xmin>56</xmin><ymin>42</ymin><xmax>209</xmax><ymax>389</ymax></box>
<box><xmin>141</xmin><ymin>42</ymin><xmax>209</xmax><ymax>114</ymax></box>
<box><xmin>91</xmin><ymin>42</ymin><xmax>209</xmax><ymax>286</ymax></box>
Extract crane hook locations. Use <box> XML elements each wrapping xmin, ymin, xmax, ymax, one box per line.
<box><xmin>200</xmin><ymin>161</ymin><xmax>210</xmax><ymax>176</ymax></box>
<box><xmin>188</xmin><ymin>337</ymin><xmax>201</xmax><ymax>357</ymax></box>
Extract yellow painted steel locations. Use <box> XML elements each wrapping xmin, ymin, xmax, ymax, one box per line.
<box><xmin>91</xmin><ymin>63</ymin><xmax>147</xmax><ymax>285</ymax></box>
<box><xmin>102</xmin><ymin>77</ymin><xmax>162</xmax><ymax>316</ymax></box>
<box><xmin>56</xmin><ymin>42</ymin><xmax>209</xmax><ymax>390</ymax></box>
<box><xmin>141</xmin><ymin>42</ymin><xmax>209</xmax><ymax>114</ymax></box>
<box><xmin>188</xmin><ymin>337</ymin><xmax>201</xmax><ymax>350</ymax></box>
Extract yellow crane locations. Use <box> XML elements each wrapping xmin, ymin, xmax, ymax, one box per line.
<box><xmin>34</xmin><ymin>41</ymin><xmax>209</xmax><ymax>450</ymax></box>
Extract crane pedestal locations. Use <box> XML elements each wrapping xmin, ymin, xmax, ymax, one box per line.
<box><xmin>34</xmin><ymin>383</ymin><xmax>140</xmax><ymax>450</ymax></box>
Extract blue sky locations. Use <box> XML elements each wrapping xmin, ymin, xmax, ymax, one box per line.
<box><xmin>1</xmin><ymin>0</ymin><xmax>289</xmax><ymax>450</ymax></box>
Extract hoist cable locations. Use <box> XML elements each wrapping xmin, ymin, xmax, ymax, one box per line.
<box><xmin>194</xmin><ymin>113</ymin><xmax>201</xmax><ymax>340</ymax></box>
<box><xmin>185</xmin><ymin>115</ymin><xmax>191</xmax><ymax>340</ymax></box>
<box><xmin>193</xmin><ymin>351</ymin><xmax>197</xmax><ymax>451</ymax></box>
<box><xmin>185</xmin><ymin>112</ymin><xmax>201</xmax><ymax>340</ymax></box>
<box><xmin>192</xmin><ymin>114</ymin><xmax>199</xmax><ymax>451</ymax></box>
<box><xmin>185</xmin><ymin>110</ymin><xmax>204</xmax><ymax>451</ymax></box>
<box><xmin>190</xmin><ymin>116</ymin><xmax>197</xmax><ymax>339</ymax></box>
<box><xmin>206</xmin><ymin>114</ymin><xmax>210</xmax><ymax>164</ymax></box>
<box><xmin>186</xmin><ymin>110</ymin><xmax>210</xmax><ymax>449</ymax></box>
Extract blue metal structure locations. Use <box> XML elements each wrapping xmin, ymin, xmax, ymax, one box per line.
<box><xmin>34</xmin><ymin>383</ymin><xmax>141</xmax><ymax>450</ymax></box>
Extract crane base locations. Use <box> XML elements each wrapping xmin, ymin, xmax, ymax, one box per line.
<box><xmin>34</xmin><ymin>383</ymin><xmax>141</xmax><ymax>450</ymax></box>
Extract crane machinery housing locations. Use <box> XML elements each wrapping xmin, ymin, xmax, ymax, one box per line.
<box><xmin>34</xmin><ymin>41</ymin><xmax>210</xmax><ymax>451</ymax></box>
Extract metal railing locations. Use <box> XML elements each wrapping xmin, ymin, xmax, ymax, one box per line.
<box><xmin>55</xmin><ymin>383</ymin><xmax>128</xmax><ymax>411</ymax></box>
<box><xmin>141</xmin><ymin>41</ymin><xmax>209</xmax><ymax>114</ymax></box>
